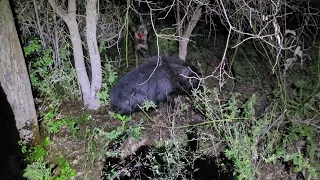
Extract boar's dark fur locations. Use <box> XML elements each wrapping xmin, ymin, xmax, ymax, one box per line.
<box><xmin>110</xmin><ymin>55</ymin><xmax>201</xmax><ymax>115</ymax></box>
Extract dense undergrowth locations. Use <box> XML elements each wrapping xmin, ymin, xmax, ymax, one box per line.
<box><xmin>12</xmin><ymin>0</ymin><xmax>320</xmax><ymax>179</ymax></box>
<box><xmin>19</xmin><ymin>38</ymin><xmax>320</xmax><ymax>179</ymax></box>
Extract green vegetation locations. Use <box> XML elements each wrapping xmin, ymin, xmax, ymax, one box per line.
<box><xmin>13</xmin><ymin>0</ymin><xmax>320</xmax><ymax>179</ymax></box>
<box><xmin>20</xmin><ymin>137</ymin><xmax>76</xmax><ymax>180</ymax></box>
<box><xmin>24</xmin><ymin>39</ymin><xmax>79</xmax><ymax>102</ymax></box>
<box><xmin>97</xmin><ymin>59</ymin><xmax>118</xmax><ymax>106</ymax></box>
<box><xmin>20</xmin><ymin>35</ymin><xmax>320</xmax><ymax>180</ymax></box>
<box><xmin>40</xmin><ymin>101</ymin><xmax>91</xmax><ymax>135</ymax></box>
<box><xmin>156</xmin><ymin>28</ymin><xmax>178</xmax><ymax>54</ymax></box>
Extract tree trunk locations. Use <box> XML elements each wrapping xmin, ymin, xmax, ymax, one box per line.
<box><xmin>0</xmin><ymin>0</ymin><xmax>40</xmax><ymax>145</ymax></box>
<box><xmin>86</xmin><ymin>0</ymin><xmax>102</xmax><ymax>110</ymax></box>
<box><xmin>67</xmin><ymin>21</ymin><xmax>92</xmax><ymax>108</ymax></box>
<box><xmin>178</xmin><ymin>1</ymin><xmax>203</xmax><ymax>61</ymax></box>
<box><xmin>48</xmin><ymin>0</ymin><xmax>98</xmax><ymax>109</ymax></box>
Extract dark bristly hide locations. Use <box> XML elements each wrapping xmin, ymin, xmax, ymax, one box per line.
<box><xmin>110</xmin><ymin>55</ymin><xmax>201</xmax><ymax>115</ymax></box>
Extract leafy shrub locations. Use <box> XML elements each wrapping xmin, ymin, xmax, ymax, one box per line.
<box><xmin>97</xmin><ymin>58</ymin><xmax>118</xmax><ymax>105</ymax></box>
<box><xmin>24</xmin><ymin>39</ymin><xmax>80</xmax><ymax>101</ymax></box>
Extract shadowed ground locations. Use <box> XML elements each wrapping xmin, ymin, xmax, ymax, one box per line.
<box><xmin>0</xmin><ymin>84</ymin><xmax>26</xmax><ymax>179</ymax></box>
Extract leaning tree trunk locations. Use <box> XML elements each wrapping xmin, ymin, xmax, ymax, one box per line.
<box><xmin>86</xmin><ymin>0</ymin><xmax>102</xmax><ymax>110</ymax></box>
<box><xmin>0</xmin><ymin>0</ymin><xmax>40</xmax><ymax>145</ymax></box>
<box><xmin>178</xmin><ymin>0</ymin><xmax>203</xmax><ymax>61</ymax></box>
<box><xmin>48</xmin><ymin>0</ymin><xmax>100</xmax><ymax>109</ymax></box>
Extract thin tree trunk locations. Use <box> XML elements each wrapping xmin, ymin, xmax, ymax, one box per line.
<box><xmin>86</xmin><ymin>0</ymin><xmax>102</xmax><ymax>110</ymax></box>
<box><xmin>48</xmin><ymin>0</ymin><xmax>93</xmax><ymax>108</ymax></box>
<box><xmin>67</xmin><ymin>21</ymin><xmax>92</xmax><ymax>107</ymax></box>
<box><xmin>178</xmin><ymin>1</ymin><xmax>203</xmax><ymax>61</ymax></box>
<box><xmin>0</xmin><ymin>0</ymin><xmax>40</xmax><ymax>145</ymax></box>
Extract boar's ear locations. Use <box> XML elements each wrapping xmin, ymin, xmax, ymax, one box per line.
<box><xmin>180</xmin><ymin>67</ymin><xmax>201</xmax><ymax>88</ymax></box>
<box><xmin>179</xmin><ymin>66</ymin><xmax>192</xmax><ymax>77</ymax></box>
<box><xmin>177</xmin><ymin>67</ymin><xmax>191</xmax><ymax>85</ymax></box>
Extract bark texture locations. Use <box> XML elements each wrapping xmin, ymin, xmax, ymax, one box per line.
<box><xmin>86</xmin><ymin>0</ymin><xmax>102</xmax><ymax>110</ymax></box>
<box><xmin>0</xmin><ymin>0</ymin><xmax>40</xmax><ymax>145</ymax></box>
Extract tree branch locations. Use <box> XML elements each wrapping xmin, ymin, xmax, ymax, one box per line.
<box><xmin>48</xmin><ymin>0</ymin><xmax>68</xmax><ymax>22</ymax></box>
<box><xmin>32</xmin><ymin>0</ymin><xmax>46</xmax><ymax>48</ymax></box>
<box><xmin>183</xmin><ymin>2</ymin><xmax>202</xmax><ymax>39</ymax></box>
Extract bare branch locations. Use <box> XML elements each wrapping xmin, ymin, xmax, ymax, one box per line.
<box><xmin>32</xmin><ymin>0</ymin><xmax>46</xmax><ymax>48</ymax></box>
<box><xmin>47</xmin><ymin>0</ymin><xmax>68</xmax><ymax>22</ymax></box>
<box><xmin>183</xmin><ymin>2</ymin><xmax>202</xmax><ymax>39</ymax></box>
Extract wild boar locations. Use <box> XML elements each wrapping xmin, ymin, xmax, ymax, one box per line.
<box><xmin>110</xmin><ymin>55</ymin><xmax>201</xmax><ymax>115</ymax></box>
